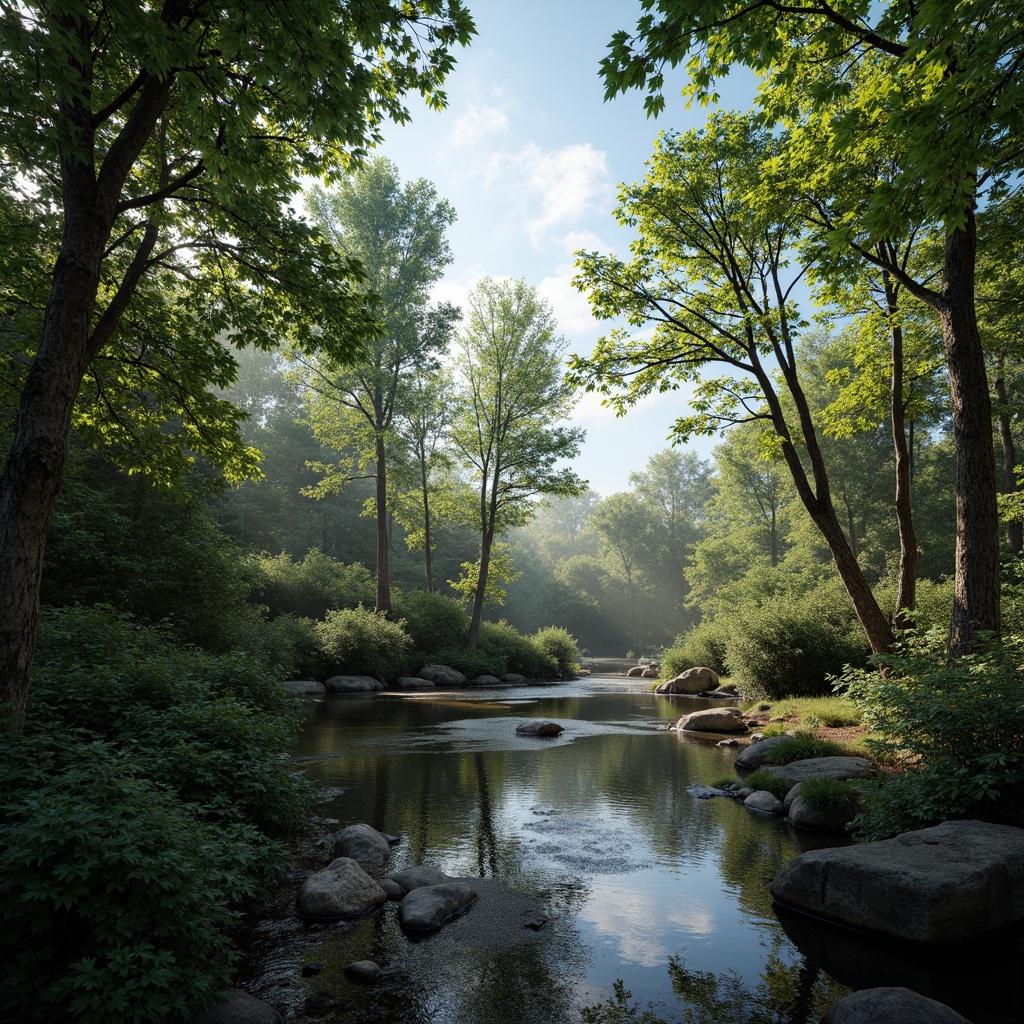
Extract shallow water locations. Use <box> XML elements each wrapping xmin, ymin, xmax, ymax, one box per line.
<box><xmin>241</xmin><ymin>678</ymin><xmax>1023</xmax><ymax>1024</ymax></box>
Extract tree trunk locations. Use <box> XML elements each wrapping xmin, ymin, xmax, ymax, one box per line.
<box><xmin>941</xmin><ymin>219</ymin><xmax>1001</xmax><ymax>654</ymax></box>
<box><xmin>374</xmin><ymin>429</ymin><xmax>391</xmax><ymax>615</ymax></box>
<box><xmin>420</xmin><ymin>457</ymin><xmax>434</xmax><ymax>592</ymax></box>
<box><xmin>466</xmin><ymin>523</ymin><xmax>493</xmax><ymax>649</ymax></box>
<box><xmin>992</xmin><ymin>355</ymin><xmax>1022</xmax><ymax>556</ymax></box>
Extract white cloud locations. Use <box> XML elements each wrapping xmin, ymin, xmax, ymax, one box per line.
<box><xmin>538</xmin><ymin>262</ymin><xmax>598</xmax><ymax>339</ymax></box>
<box><xmin>448</xmin><ymin>102</ymin><xmax>511</xmax><ymax>150</ymax></box>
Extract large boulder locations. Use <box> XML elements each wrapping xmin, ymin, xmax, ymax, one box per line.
<box><xmin>187</xmin><ymin>990</ymin><xmax>282</xmax><ymax>1024</ymax></box>
<box><xmin>515</xmin><ymin>720</ymin><xmax>564</xmax><ymax>737</ymax></box>
<box><xmin>761</xmin><ymin>756</ymin><xmax>874</xmax><ymax>785</ymax></box>
<box><xmin>675</xmin><ymin>707</ymin><xmax>748</xmax><ymax>734</ymax></box>
<box><xmin>296</xmin><ymin>857</ymin><xmax>387</xmax><ymax>919</ymax></box>
<box><xmin>501</xmin><ymin>672</ymin><xmax>527</xmax><ymax>684</ymax></box>
<box><xmin>744</xmin><ymin>790</ymin><xmax>784</xmax><ymax>815</ymax></box>
<box><xmin>820</xmin><ymin>987</ymin><xmax>972</xmax><ymax>1024</ymax></box>
<box><xmin>330</xmin><ymin>823</ymin><xmax>392</xmax><ymax>877</ymax></box>
<box><xmin>281</xmin><ymin>679</ymin><xmax>325</xmax><ymax>696</ymax></box>
<box><xmin>398</xmin><ymin>881</ymin><xmax>478</xmax><ymax>931</ymax></box>
<box><xmin>734</xmin><ymin>734</ymin><xmax>792</xmax><ymax>770</ymax></box>
<box><xmin>771</xmin><ymin>820</ymin><xmax>1024</xmax><ymax>944</ymax></box>
<box><xmin>394</xmin><ymin>676</ymin><xmax>434</xmax><ymax>690</ymax></box>
<box><xmin>323</xmin><ymin>675</ymin><xmax>384</xmax><ymax>693</ymax></box>
<box><xmin>418</xmin><ymin>664</ymin><xmax>467</xmax><ymax>686</ymax></box>
<box><xmin>654</xmin><ymin>666</ymin><xmax>720</xmax><ymax>694</ymax></box>
<box><xmin>381</xmin><ymin>865</ymin><xmax>453</xmax><ymax>900</ymax></box>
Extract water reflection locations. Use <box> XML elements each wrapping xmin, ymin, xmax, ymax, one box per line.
<box><xmin>240</xmin><ymin>679</ymin><xmax>1017</xmax><ymax>1023</ymax></box>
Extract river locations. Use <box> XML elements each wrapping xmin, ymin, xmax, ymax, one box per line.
<box><xmin>239</xmin><ymin>677</ymin><xmax>1023</xmax><ymax>1024</ymax></box>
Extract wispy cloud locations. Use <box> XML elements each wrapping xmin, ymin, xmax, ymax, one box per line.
<box><xmin>448</xmin><ymin>102</ymin><xmax>511</xmax><ymax>150</ymax></box>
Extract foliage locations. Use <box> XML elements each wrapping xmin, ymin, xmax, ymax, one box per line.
<box><xmin>477</xmin><ymin>620</ymin><xmax>557</xmax><ymax>678</ymax></box>
<box><xmin>756</xmin><ymin>696</ymin><xmax>862</xmax><ymax>729</ymax></box>
<box><xmin>449</xmin><ymin>543</ymin><xmax>523</xmax><ymax>607</ymax></box>
<box><xmin>840</xmin><ymin>630</ymin><xmax>1024</xmax><ymax>839</ymax></box>
<box><xmin>313</xmin><ymin>607</ymin><xmax>413</xmax><ymax>682</ymax></box>
<box><xmin>393</xmin><ymin>589</ymin><xmax>469</xmax><ymax>655</ymax></box>
<box><xmin>532</xmin><ymin>626</ymin><xmax>581</xmax><ymax>678</ymax></box>
<box><xmin>759</xmin><ymin>731</ymin><xmax>849</xmax><ymax>766</ymax></box>
<box><xmin>0</xmin><ymin>606</ymin><xmax>307</xmax><ymax>1022</ymax></box>
<box><xmin>742</xmin><ymin>770</ymin><xmax>793</xmax><ymax>801</ymax></box>
<box><xmin>798</xmin><ymin>777</ymin><xmax>862</xmax><ymax>816</ymax></box>
<box><xmin>660</xmin><ymin>621</ymin><xmax>731</xmax><ymax>678</ymax></box>
<box><xmin>248</xmin><ymin>549</ymin><xmax>375</xmax><ymax>620</ymax></box>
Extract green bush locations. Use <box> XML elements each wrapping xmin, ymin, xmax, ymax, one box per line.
<box><xmin>314</xmin><ymin>606</ymin><xmax>412</xmax><ymax>681</ymax></box>
<box><xmin>393</xmin><ymin>589</ymin><xmax>469</xmax><ymax>655</ymax></box>
<box><xmin>798</xmin><ymin>777</ymin><xmax>862</xmax><ymax>816</ymax></box>
<box><xmin>0</xmin><ymin>606</ymin><xmax>308</xmax><ymax>1023</ymax></box>
<box><xmin>660</xmin><ymin>619</ymin><xmax>731</xmax><ymax>678</ymax></box>
<box><xmin>759</xmin><ymin>730</ymin><xmax>849</xmax><ymax>766</ymax></box>
<box><xmin>478</xmin><ymin>620</ymin><xmax>556</xmax><ymax>678</ymax></box>
<box><xmin>743</xmin><ymin>769</ymin><xmax>793</xmax><ymax>801</ymax></box>
<box><xmin>532</xmin><ymin>626</ymin><xmax>581</xmax><ymax>678</ymax></box>
<box><xmin>725</xmin><ymin>593</ymin><xmax>867</xmax><ymax>700</ymax></box>
<box><xmin>249</xmin><ymin>549</ymin><xmax>375</xmax><ymax>620</ymax></box>
<box><xmin>840</xmin><ymin>629</ymin><xmax>1024</xmax><ymax>840</ymax></box>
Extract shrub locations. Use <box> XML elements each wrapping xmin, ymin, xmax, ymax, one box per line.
<box><xmin>798</xmin><ymin>777</ymin><xmax>862</xmax><ymax>816</ymax></box>
<box><xmin>393</xmin><ymin>590</ymin><xmax>469</xmax><ymax>655</ymax></box>
<box><xmin>759</xmin><ymin>731</ymin><xmax>849</xmax><ymax>766</ymax></box>
<box><xmin>725</xmin><ymin>594</ymin><xmax>868</xmax><ymax>700</ymax></box>
<box><xmin>429</xmin><ymin>620</ymin><xmax>558</xmax><ymax>680</ymax></box>
<box><xmin>743</xmin><ymin>769</ymin><xmax>793</xmax><ymax>801</ymax></box>
<box><xmin>249</xmin><ymin>549</ymin><xmax>375</xmax><ymax>620</ymax></box>
<box><xmin>840</xmin><ymin>629</ymin><xmax>1024</xmax><ymax>840</ymax></box>
<box><xmin>532</xmin><ymin>626</ymin><xmax>581</xmax><ymax>678</ymax></box>
<box><xmin>314</xmin><ymin>606</ymin><xmax>412</xmax><ymax>681</ymax></box>
<box><xmin>660</xmin><ymin>619</ymin><xmax>731</xmax><ymax>678</ymax></box>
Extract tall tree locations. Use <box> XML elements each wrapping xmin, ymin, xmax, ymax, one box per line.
<box><xmin>451</xmin><ymin>278</ymin><xmax>585</xmax><ymax>647</ymax></box>
<box><xmin>601</xmin><ymin>0</ymin><xmax>1021</xmax><ymax>652</ymax></box>
<box><xmin>294</xmin><ymin>158</ymin><xmax>460</xmax><ymax>614</ymax></box>
<box><xmin>0</xmin><ymin>1</ymin><xmax>474</xmax><ymax>724</ymax></box>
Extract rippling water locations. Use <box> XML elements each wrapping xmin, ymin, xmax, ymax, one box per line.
<box><xmin>239</xmin><ymin>677</ymin><xmax>1022</xmax><ymax>1024</ymax></box>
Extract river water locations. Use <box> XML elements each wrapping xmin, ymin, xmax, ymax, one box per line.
<box><xmin>241</xmin><ymin>677</ymin><xmax>1023</xmax><ymax>1024</ymax></box>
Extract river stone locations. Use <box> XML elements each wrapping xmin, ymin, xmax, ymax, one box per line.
<box><xmin>515</xmin><ymin>720</ymin><xmax>564</xmax><ymax>737</ymax></box>
<box><xmin>744</xmin><ymin>790</ymin><xmax>784</xmax><ymax>815</ymax></box>
<box><xmin>382</xmin><ymin>864</ymin><xmax>452</xmax><ymax>899</ymax></box>
<box><xmin>418</xmin><ymin>664</ymin><xmax>467</xmax><ymax>686</ymax></box>
<box><xmin>675</xmin><ymin>707</ymin><xmax>748</xmax><ymax>733</ymax></box>
<box><xmin>654</xmin><ymin>666</ymin><xmax>720</xmax><ymax>694</ymax></box>
<box><xmin>761</xmin><ymin>756</ymin><xmax>874</xmax><ymax>785</ymax></box>
<box><xmin>296</xmin><ymin>857</ymin><xmax>387</xmax><ymax>919</ymax></box>
<box><xmin>786</xmin><ymin>788</ymin><xmax>860</xmax><ymax>833</ymax></box>
<box><xmin>344</xmin><ymin>961</ymin><xmax>382</xmax><ymax>985</ymax></box>
<box><xmin>734</xmin><ymin>734</ymin><xmax>793</xmax><ymax>770</ymax></box>
<box><xmin>187</xmin><ymin>989</ymin><xmax>282</xmax><ymax>1024</ymax></box>
<box><xmin>502</xmin><ymin>672</ymin><xmax>527</xmax><ymax>683</ymax></box>
<box><xmin>330</xmin><ymin>823</ymin><xmax>392</xmax><ymax>877</ymax></box>
<box><xmin>394</xmin><ymin>676</ymin><xmax>434</xmax><ymax>689</ymax></box>
<box><xmin>281</xmin><ymin>679</ymin><xmax>325</xmax><ymax>696</ymax></box>
<box><xmin>473</xmin><ymin>674</ymin><xmax>501</xmax><ymax>686</ymax></box>
<box><xmin>399</xmin><ymin>881</ymin><xmax>478</xmax><ymax>931</ymax></box>
<box><xmin>820</xmin><ymin>987</ymin><xmax>972</xmax><ymax>1024</ymax></box>
<box><xmin>323</xmin><ymin>675</ymin><xmax>384</xmax><ymax>693</ymax></box>
<box><xmin>770</xmin><ymin>819</ymin><xmax>1024</xmax><ymax>944</ymax></box>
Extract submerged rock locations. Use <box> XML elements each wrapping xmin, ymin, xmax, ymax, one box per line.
<box><xmin>296</xmin><ymin>857</ymin><xmax>387</xmax><ymax>919</ymax></box>
<box><xmin>398</xmin><ymin>881</ymin><xmax>478</xmax><ymax>931</ymax></box>
<box><xmin>771</xmin><ymin>819</ymin><xmax>1024</xmax><ymax>944</ymax></box>
<box><xmin>381</xmin><ymin>865</ymin><xmax>453</xmax><ymax>899</ymax></box>
<box><xmin>515</xmin><ymin>720</ymin><xmax>564</xmax><ymax>737</ymax></box>
<box><xmin>344</xmin><ymin>961</ymin><xmax>383</xmax><ymax>985</ymax></box>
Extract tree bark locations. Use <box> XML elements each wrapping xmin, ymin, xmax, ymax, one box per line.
<box><xmin>374</xmin><ymin>428</ymin><xmax>391</xmax><ymax>615</ymax></box>
<box><xmin>941</xmin><ymin>219</ymin><xmax>1001</xmax><ymax>654</ymax></box>
<box><xmin>419</xmin><ymin>455</ymin><xmax>434</xmax><ymax>592</ymax></box>
<box><xmin>992</xmin><ymin>355</ymin><xmax>1022</xmax><ymax>556</ymax></box>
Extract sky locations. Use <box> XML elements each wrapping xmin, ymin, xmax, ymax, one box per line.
<box><xmin>373</xmin><ymin>0</ymin><xmax>758</xmax><ymax>497</ymax></box>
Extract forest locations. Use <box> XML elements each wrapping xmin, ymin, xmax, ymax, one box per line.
<box><xmin>2</xmin><ymin>0</ymin><xmax>1024</xmax><ymax>1021</ymax></box>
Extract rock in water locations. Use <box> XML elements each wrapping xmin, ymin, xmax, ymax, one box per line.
<box><xmin>296</xmin><ymin>857</ymin><xmax>387</xmax><ymax>919</ymax></box>
<box><xmin>771</xmin><ymin>819</ymin><xmax>1024</xmax><ymax>944</ymax></box>
<box><xmin>382</xmin><ymin>864</ymin><xmax>452</xmax><ymax>898</ymax></box>
<box><xmin>820</xmin><ymin>987</ymin><xmax>973</xmax><ymax>1024</ymax></box>
<box><xmin>186</xmin><ymin>989</ymin><xmax>282</xmax><ymax>1024</ymax></box>
<box><xmin>654</xmin><ymin>666</ymin><xmax>720</xmax><ymax>694</ymax></box>
<box><xmin>515</xmin><ymin>720</ymin><xmax>564</xmax><ymax>737</ymax></box>
<box><xmin>675</xmin><ymin>708</ymin><xmax>748</xmax><ymax>733</ymax></box>
<box><xmin>330</xmin><ymin>823</ymin><xmax>392</xmax><ymax>877</ymax></box>
<box><xmin>398</xmin><ymin>882</ymin><xmax>478</xmax><ymax>931</ymax></box>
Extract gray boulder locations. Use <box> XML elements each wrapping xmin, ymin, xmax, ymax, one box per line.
<box><xmin>501</xmin><ymin>672</ymin><xmax>527</xmax><ymax>683</ymax></box>
<box><xmin>281</xmin><ymin>679</ymin><xmax>325</xmax><ymax>696</ymax></box>
<box><xmin>734</xmin><ymin>734</ymin><xmax>792</xmax><ymax>770</ymax></box>
<box><xmin>394</xmin><ymin>676</ymin><xmax>434</xmax><ymax>690</ymax></box>
<box><xmin>323</xmin><ymin>675</ymin><xmax>384</xmax><ymax>693</ymax></box>
<box><xmin>398</xmin><ymin>881</ymin><xmax>478</xmax><ymax>931</ymax></box>
<box><xmin>418</xmin><ymin>664</ymin><xmax>467</xmax><ymax>686</ymax></box>
<box><xmin>820</xmin><ymin>987</ymin><xmax>972</xmax><ymax>1024</ymax></box>
<box><xmin>771</xmin><ymin>820</ymin><xmax>1024</xmax><ymax>944</ymax></box>
<box><xmin>473</xmin><ymin>674</ymin><xmax>501</xmax><ymax>686</ymax></box>
<box><xmin>627</xmin><ymin>666</ymin><xmax>645</xmax><ymax>677</ymax></box>
<box><xmin>654</xmin><ymin>666</ymin><xmax>720</xmax><ymax>694</ymax></box>
<box><xmin>675</xmin><ymin>707</ymin><xmax>748</xmax><ymax>733</ymax></box>
<box><xmin>344</xmin><ymin>961</ymin><xmax>383</xmax><ymax>985</ymax></box>
<box><xmin>381</xmin><ymin>864</ymin><xmax>452</xmax><ymax>899</ymax></box>
<box><xmin>744</xmin><ymin>790</ymin><xmax>784</xmax><ymax>815</ymax></box>
<box><xmin>762</xmin><ymin>756</ymin><xmax>874</xmax><ymax>785</ymax></box>
<box><xmin>786</xmin><ymin>782</ymin><xmax>860</xmax><ymax>833</ymax></box>
<box><xmin>187</xmin><ymin>990</ymin><xmax>282</xmax><ymax>1024</ymax></box>
<box><xmin>330</xmin><ymin>823</ymin><xmax>392</xmax><ymax>877</ymax></box>
<box><xmin>515</xmin><ymin>720</ymin><xmax>564</xmax><ymax>737</ymax></box>
<box><xmin>296</xmin><ymin>857</ymin><xmax>387</xmax><ymax>919</ymax></box>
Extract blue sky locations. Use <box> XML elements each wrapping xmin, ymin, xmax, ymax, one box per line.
<box><xmin>376</xmin><ymin>1</ymin><xmax>757</xmax><ymax>496</ymax></box>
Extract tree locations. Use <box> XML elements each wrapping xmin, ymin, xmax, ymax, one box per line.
<box><xmin>570</xmin><ymin>115</ymin><xmax>896</xmax><ymax>654</ymax></box>
<box><xmin>295</xmin><ymin>158</ymin><xmax>460</xmax><ymax>613</ymax></box>
<box><xmin>601</xmin><ymin>0</ymin><xmax>1021</xmax><ymax>652</ymax></box>
<box><xmin>450</xmin><ymin>278</ymin><xmax>586</xmax><ymax>647</ymax></box>
<box><xmin>0</xmin><ymin>1</ymin><xmax>474</xmax><ymax>724</ymax></box>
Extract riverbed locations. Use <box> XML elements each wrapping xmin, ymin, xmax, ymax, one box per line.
<box><xmin>238</xmin><ymin>677</ymin><xmax>1023</xmax><ymax>1024</ymax></box>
